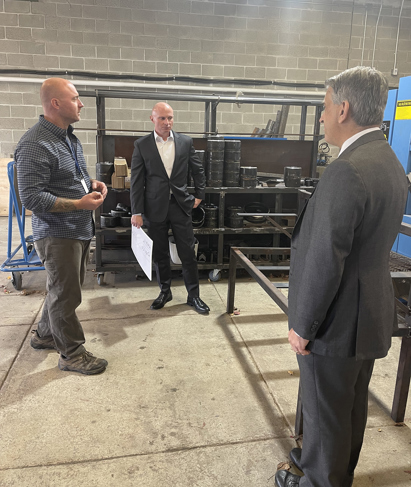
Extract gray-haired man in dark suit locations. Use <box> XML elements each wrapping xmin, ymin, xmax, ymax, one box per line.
<box><xmin>275</xmin><ymin>67</ymin><xmax>408</xmax><ymax>487</ymax></box>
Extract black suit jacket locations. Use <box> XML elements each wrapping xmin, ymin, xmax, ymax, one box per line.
<box><xmin>130</xmin><ymin>131</ymin><xmax>206</xmax><ymax>222</ymax></box>
<box><xmin>288</xmin><ymin>130</ymin><xmax>407</xmax><ymax>360</ymax></box>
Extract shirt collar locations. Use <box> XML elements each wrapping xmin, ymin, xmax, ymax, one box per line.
<box><xmin>339</xmin><ymin>127</ymin><xmax>381</xmax><ymax>156</ymax></box>
<box><xmin>154</xmin><ymin>130</ymin><xmax>174</xmax><ymax>142</ymax></box>
<box><xmin>39</xmin><ymin>114</ymin><xmax>75</xmax><ymax>140</ymax></box>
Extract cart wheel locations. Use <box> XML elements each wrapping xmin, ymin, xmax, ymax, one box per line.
<box><xmin>97</xmin><ymin>273</ymin><xmax>105</xmax><ymax>286</ymax></box>
<box><xmin>11</xmin><ymin>272</ymin><xmax>23</xmax><ymax>290</ymax></box>
<box><xmin>209</xmin><ymin>269</ymin><xmax>221</xmax><ymax>282</ymax></box>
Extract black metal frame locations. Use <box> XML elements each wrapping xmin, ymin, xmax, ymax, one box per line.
<box><xmin>79</xmin><ymin>88</ymin><xmax>324</xmax><ymax>179</ymax></box>
<box><xmin>226</xmin><ymin>231</ymin><xmax>411</xmax><ymax>428</ymax></box>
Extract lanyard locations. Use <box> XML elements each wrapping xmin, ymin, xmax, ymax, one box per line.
<box><xmin>66</xmin><ymin>136</ymin><xmax>83</xmax><ymax>178</ymax></box>
<box><xmin>66</xmin><ymin>136</ymin><xmax>89</xmax><ymax>194</ymax></box>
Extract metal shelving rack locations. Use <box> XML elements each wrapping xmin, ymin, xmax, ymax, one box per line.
<box><xmin>93</xmin><ymin>185</ymin><xmax>309</xmax><ymax>284</ymax></box>
<box><xmin>86</xmin><ymin>88</ymin><xmax>323</xmax><ymax>284</ymax></box>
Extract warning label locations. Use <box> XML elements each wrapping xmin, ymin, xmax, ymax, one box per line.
<box><xmin>380</xmin><ymin>120</ymin><xmax>390</xmax><ymax>140</ymax></box>
<box><xmin>395</xmin><ymin>100</ymin><xmax>411</xmax><ymax>120</ymax></box>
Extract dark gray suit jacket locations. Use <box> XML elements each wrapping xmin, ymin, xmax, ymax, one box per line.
<box><xmin>130</xmin><ymin>131</ymin><xmax>205</xmax><ymax>222</ymax></box>
<box><xmin>288</xmin><ymin>130</ymin><xmax>407</xmax><ymax>360</ymax></box>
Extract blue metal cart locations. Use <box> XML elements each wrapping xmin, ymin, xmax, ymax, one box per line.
<box><xmin>0</xmin><ymin>161</ymin><xmax>44</xmax><ymax>290</ymax></box>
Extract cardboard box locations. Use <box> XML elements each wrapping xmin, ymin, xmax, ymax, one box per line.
<box><xmin>281</xmin><ymin>215</ymin><xmax>296</xmax><ymax>227</ymax></box>
<box><xmin>0</xmin><ymin>158</ymin><xmax>13</xmax><ymax>216</ymax></box>
<box><xmin>114</xmin><ymin>158</ymin><xmax>128</xmax><ymax>177</ymax></box>
<box><xmin>124</xmin><ymin>167</ymin><xmax>131</xmax><ymax>188</ymax></box>
<box><xmin>0</xmin><ymin>158</ymin><xmax>32</xmax><ymax>217</ymax></box>
<box><xmin>111</xmin><ymin>173</ymin><xmax>125</xmax><ymax>189</ymax></box>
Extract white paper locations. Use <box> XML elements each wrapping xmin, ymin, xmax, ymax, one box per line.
<box><xmin>131</xmin><ymin>226</ymin><xmax>153</xmax><ymax>280</ymax></box>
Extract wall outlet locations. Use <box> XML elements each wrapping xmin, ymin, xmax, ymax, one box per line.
<box><xmin>392</xmin><ymin>68</ymin><xmax>398</xmax><ymax>76</ymax></box>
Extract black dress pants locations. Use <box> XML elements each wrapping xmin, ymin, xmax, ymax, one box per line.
<box><xmin>297</xmin><ymin>352</ymin><xmax>375</xmax><ymax>487</ymax></box>
<box><xmin>146</xmin><ymin>195</ymin><xmax>199</xmax><ymax>297</ymax></box>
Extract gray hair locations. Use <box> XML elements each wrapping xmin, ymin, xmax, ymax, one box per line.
<box><xmin>325</xmin><ymin>66</ymin><xmax>388</xmax><ymax>127</ymax></box>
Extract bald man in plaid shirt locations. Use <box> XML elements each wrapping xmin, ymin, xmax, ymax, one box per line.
<box><xmin>15</xmin><ymin>78</ymin><xmax>108</xmax><ymax>375</ymax></box>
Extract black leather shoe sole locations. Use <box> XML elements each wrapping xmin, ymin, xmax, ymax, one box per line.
<box><xmin>187</xmin><ymin>303</ymin><xmax>208</xmax><ymax>313</ymax></box>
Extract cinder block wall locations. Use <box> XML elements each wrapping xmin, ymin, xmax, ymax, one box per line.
<box><xmin>1</xmin><ymin>0</ymin><xmax>410</xmax><ymax>170</ymax></box>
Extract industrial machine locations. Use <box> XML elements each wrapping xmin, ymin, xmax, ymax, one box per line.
<box><xmin>383</xmin><ymin>75</ymin><xmax>411</xmax><ymax>257</ymax></box>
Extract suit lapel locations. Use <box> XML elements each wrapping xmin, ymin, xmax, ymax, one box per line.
<box><xmin>170</xmin><ymin>131</ymin><xmax>179</xmax><ymax>178</ymax></box>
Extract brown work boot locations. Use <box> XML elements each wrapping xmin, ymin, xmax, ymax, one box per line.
<box><xmin>30</xmin><ymin>330</ymin><xmax>57</xmax><ymax>350</ymax></box>
<box><xmin>58</xmin><ymin>350</ymin><xmax>108</xmax><ymax>375</ymax></box>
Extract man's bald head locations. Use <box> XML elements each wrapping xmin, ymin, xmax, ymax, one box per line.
<box><xmin>150</xmin><ymin>102</ymin><xmax>174</xmax><ymax>141</ymax></box>
<box><xmin>40</xmin><ymin>78</ymin><xmax>73</xmax><ymax>108</ymax></box>
<box><xmin>40</xmin><ymin>78</ymin><xmax>84</xmax><ymax>129</ymax></box>
<box><xmin>152</xmin><ymin>102</ymin><xmax>172</xmax><ymax>116</ymax></box>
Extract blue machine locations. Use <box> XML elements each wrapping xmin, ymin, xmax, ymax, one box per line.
<box><xmin>383</xmin><ymin>76</ymin><xmax>411</xmax><ymax>257</ymax></box>
<box><xmin>382</xmin><ymin>88</ymin><xmax>397</xmax><ymax>145</ymax></box>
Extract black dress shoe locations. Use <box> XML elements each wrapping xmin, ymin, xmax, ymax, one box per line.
<box><xmin>289</xmin><ymin>447</ymin><xmax>302</xmax><ymax>471</ymax></box>
<box><xmin>275</xmin><ymin>470</ymin><xmax>301</xmax><ymax>487</ymax></box>
<box><xmin>187</xmin><ymin>296</ymin><xmax>210</xmax><ymax>314</ymax></box>
<box><xmin>150</xmin><ymin>291</ymin><xmax>172</xmax><ymax>310</ymax></box>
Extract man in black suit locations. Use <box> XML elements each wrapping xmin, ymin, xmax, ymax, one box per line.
<box><xmin>275</xmin><ymin>67</ymin><xmax>407</xmax><ymax>487</ymax></box>
<box><xmin>130</xmin><ymin>102</ymin><xmax>210</xmax><ymax>314</ymax></box>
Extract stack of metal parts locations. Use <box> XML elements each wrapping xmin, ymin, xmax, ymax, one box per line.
<box><xmin>204</xmin><ymin>203</ymin><xmax>219</xmax><ymax>228</ymax></box>
<box><xmin>226</xmin><ymin>205</ymin><xmax>244</xmax><ymax>228</ymax></box>
<box><xmin>251</xmin><ymin>106</ymin><xmax>290</xmax><ymax>138</ymax></box>
<box><xmin>206</xmin><ymin>139</ymin><xmax>224</xmax><ymax>187</ymax></box>
<box><xmin>223</xmin><ymin>140</ymin><xmax>241</xmax><ymax>187</ymax></box>
<box><xmin>284</xmin><ymin>166</ymin><xmax>302</xmax><ymax>187</ymax></box>
<box><xmin>240</xmin><ymin>166</ymin><xmax>258</xmax><ymax>188</ymax></box>
<box><xmin>192</xmin><ymin>206</ymin><xmax>205</xmax><ymax>228</ymax></box>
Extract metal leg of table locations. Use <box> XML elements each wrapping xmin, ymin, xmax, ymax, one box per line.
<box><xmin>227</xmin><ymin>249</ymin><xmax>237</xmax><ymax>314</ymax></box>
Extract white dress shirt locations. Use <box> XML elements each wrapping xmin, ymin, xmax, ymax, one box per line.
<box><xmin>338</xmin><ymin>127</ymin><xmax>381</xmax><ymax>156</ymax></box>
<box><xmin>154</xmin><ymin>130</ymin><xmax>175</xmax><ymax>178</ymax></box>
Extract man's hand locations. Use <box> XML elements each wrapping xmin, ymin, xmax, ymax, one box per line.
<box><xmin>91</xmin><ymin>179</ymin><xmax>108</xmax><ymax>198</ymax></box>
<box><xmin>194</xmin><ymin>198</ymin><xmax>202</xmax><ymax>208</ymax></box>
<box><xmin>77</xmin><ymin>192</ymin><xmax>105</xmax><ymax>210</ymax></box>
<box><xmin>131</xmin><ymin>214</ymin><xmax>144</xmax><ymax>228</ymax></box>
<box><xmin>288</xmin><ymin>328</ymin><xmax>311</xmax><ymax>356</ymax></box>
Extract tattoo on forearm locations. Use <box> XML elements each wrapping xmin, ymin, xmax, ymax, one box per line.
<box><xmin>51</xmin><ymin>198</ymin><xmax>77</xmax><ymax>212</ymax></box>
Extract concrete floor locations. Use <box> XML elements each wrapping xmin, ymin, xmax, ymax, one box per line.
<box><xmin>0</xmin><ymin>216</ymin><xmax>410</xmax><ymax>486</ymax></box>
